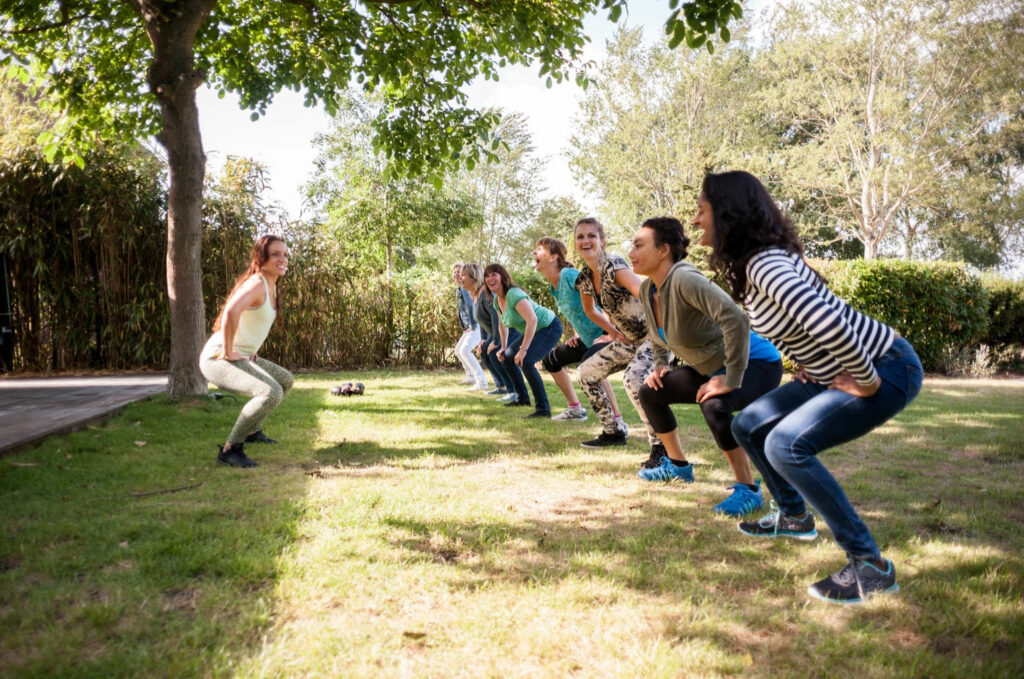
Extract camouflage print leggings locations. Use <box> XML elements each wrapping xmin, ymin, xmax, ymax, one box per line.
<box><xmin>200</xmin><ymin>355</ymin><xmax>294</xmax><ymax>444</ymax></box>
<box><xmin>576</xmin><ymin>340</ymin><xmax>658</xmax><ymax>445</ymax></box>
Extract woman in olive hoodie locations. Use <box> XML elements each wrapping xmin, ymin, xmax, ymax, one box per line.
<box><xmin>629</xmin><ymin>217</ymin><xmax>783</xmax><ymax>517</ymax></box>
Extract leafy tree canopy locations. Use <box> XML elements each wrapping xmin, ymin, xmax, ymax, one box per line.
<box><xmin>1</xmin><ymin>0</ymin><xmax>742</xmax><ymax>176</ymax></box>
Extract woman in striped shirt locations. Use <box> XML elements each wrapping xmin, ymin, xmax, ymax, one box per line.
<box><xmin>700</xmin><ymin>171</ymin><xmax>924</xmax><ymax>604</ymax></box>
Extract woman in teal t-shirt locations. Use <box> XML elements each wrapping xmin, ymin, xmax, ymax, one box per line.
<box><xmin>533</xmin><ymin>237</ymin><xmax>626</xmax><ymax>428</ymax></box>
<box><xmin>483</xmin><ymin>263</ymin><xmax>563</xmax><ymax>418</ymax></box>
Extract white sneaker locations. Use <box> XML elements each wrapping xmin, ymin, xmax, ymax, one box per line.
<box><xmin>552</xmin><ymin>406</ymin><xmax>587</xmax><ymax>421</ymax></box>
<box><xmin>459</xmin><ymin>376</ymin><xmax>475</xmax><ymax>385</ymax></box>
<box><xmin>499</xmin><ymin>392</ymin><xmax>518</xmax><ymax>403</ymax></box>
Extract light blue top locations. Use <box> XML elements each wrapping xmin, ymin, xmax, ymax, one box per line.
<box><xmin>550</xmin><ymin>268</ymin><xmax>604</xmax><ymax>347</ymax></box>
<box><xmin>496</xmin><ymin>288</ymin><xmax>556</xmax><ymax>334</ymax></box>
<box><xmin>748</xmin><ymin>331</ymin><xmax>782</xmax><ymax>363</ymax></box>
<box><xmin>708</xmin><ymin>331</ymin><xmax>782</xmax><ymax>376</ymax></box>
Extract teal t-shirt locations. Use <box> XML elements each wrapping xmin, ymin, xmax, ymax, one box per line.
<box><xmin>496</xmin><ymin>287</ymin><xmax>556</xmax><ymax>334</ymax></box>
<box><xmin>551</xmin><ymin>268</ymin><xmax>604</xmax><ymax>347</ymax></box>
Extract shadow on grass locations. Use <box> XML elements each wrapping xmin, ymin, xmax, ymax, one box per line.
<box><xmin>0</xmin><ymin>384</ymin><xmax>328</xmax><ymax>678</ymax></box>
<box><xmin>3</xmin><ymin>371</ymin><xmax>1022</xmax><ymax>677</ymax></box>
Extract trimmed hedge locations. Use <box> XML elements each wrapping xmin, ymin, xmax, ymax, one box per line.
<box><xmin>980</xmin><ymin>275</ymin><xmax>1024</xmax><ymax>372</ymax></box>
<box><xmin>809</xmin><ymin>259</ymin><xmax>990</xmax><ymax>372</ymax></box>
<box><xmin>981</xmin><ymin>276</ymin><xmax>1024</xmax><ymax>345</ymax></box>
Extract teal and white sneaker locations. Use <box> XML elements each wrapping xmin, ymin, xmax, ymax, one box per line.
<box><xmin>637</xmin><ymin>455</ymin><xmax>694</xmax><ymax>483</ymax></box>
<box><xmin>738</xmin><ymin>501</ymin><xmax>817</xmax><ymax>540</ymax></box>
<box><xmin>498</xmin><ymin>392</ymin><xmax>519</xmax><ymax>403</ymax></box>
<box><xmin>713</xmin><ymin>481</ymin><xmax>765</xmax><ymax>517</ymax></box>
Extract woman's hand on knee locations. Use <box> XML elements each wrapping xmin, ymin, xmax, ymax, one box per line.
<box><xmin>696</xmin><ymin>375</ymin><xmax>734</xmax><ymax>403</ymax></box>
<box><xmin>645</xmin><ymin>365</ymin><xmax>669</xmax><ymax>390</ymax></box>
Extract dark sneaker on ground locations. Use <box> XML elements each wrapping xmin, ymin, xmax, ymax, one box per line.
<box><xmin>637</xmin><ymin>455</ymin><xmax>694</xmax><ymax>482</ymax></box>
<box><xmin>581</xmin><ymin>431</ymin><xmax>628</xmax><ymax>448</ymax></box>
<box><xmin>217</xmin><ymin>443</ymin><xmax>258</xmax><ymax>468</ymax></box>
<box><xmin>738</xmin><ymin>501</ymin><xmax>817</xmax><ymax>540</ymax></box>
<box><xmin>504</xmin><ymin>399</ymin><xmax>531</xmax><ymax>408</ymax></box>
<box><xmin>640</xmin><ymin>444</ymin><xmax>668</xmax><ymax>469</ymax></box>
<box><xmin>713</xmin><ymin>481</ymin><xmax>764</xmax><ymax>517</ymax></box>
<box><xmin>525</xmin><ymin>409</ymin><xmax>552</xmax><ymax>419</ymax></box>
<box><xmin>244</xmin><ymin>430</ymin><xmax>277</xmax><ymax>444</ymax></box>
<box><xmin>808</xmin><ymin>556</ymin><xmax>899</xmax><ymax>604</ymax></box>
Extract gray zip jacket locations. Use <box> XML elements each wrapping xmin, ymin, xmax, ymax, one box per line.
<box><xmin>639</xmin><ymin>261</ymin><xmax>750</xmax><ymax>389</ymax></box>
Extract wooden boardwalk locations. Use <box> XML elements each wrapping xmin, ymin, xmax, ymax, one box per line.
<box><xmin>0</xmin><ymin>374</ymin><xmax>167</xmax><ymax>456</ymax></box>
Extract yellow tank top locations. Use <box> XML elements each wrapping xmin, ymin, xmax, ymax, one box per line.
<box><xmin>201</xmin><ymin>275</ymin><xmax>277</xmax><ymax>359</ymax></box>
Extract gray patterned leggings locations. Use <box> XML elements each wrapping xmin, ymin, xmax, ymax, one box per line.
<box><xmin>576</xmin><ymin>340</ymin><xmax>658</xmax><ymax>444</ymax></box>
<box><xmin>199</xmin><ymin>356</ymin><xmax>294</xmax><ymax>444</ymax></box>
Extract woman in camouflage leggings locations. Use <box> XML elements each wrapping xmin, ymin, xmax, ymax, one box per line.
<box><xmin>572</xmin><ymin>218</ymin><xmax>660</xmax><ymax>464</ymax></box>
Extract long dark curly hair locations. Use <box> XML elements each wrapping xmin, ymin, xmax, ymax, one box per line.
<box><xmin>703</xmin><ymin>171</ymin><xmax>807</xmax><ymax>301</ymax></box>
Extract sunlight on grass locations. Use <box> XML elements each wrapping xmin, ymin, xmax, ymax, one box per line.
<box><xmin>1</xmin><ymin>372</ymin><xmax>1022</xmax><ymax>677</ymax></box>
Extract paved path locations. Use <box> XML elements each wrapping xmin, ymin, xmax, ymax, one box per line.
<box><xmin>0</xmin><ymin>374</ymin><xmax>168</xmax><ymax>456</ymax></box>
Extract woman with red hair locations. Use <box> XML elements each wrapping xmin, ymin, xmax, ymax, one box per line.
<box><xmin>199</xmin><ymin>235</ymin><xmax>293</xmax><ymax>468</ymax></box>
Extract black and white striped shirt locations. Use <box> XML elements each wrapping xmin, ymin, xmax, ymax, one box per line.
<box><xmin>744</xmin><ymin>249</ymin><xmax>895</xmax><ymax>386</ymax></box>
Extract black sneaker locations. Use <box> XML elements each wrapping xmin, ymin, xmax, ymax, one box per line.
<box><xmin>640</xmin><ymin>444</ymin><xmax>667</xmax><ymax>469</ymax></box>
<box><xmin>524</xmin><ymin>409</ymin><xmax>552</xmax><ymax>419</ymax></box>
<box><xmin>217</xmin><ymin>443</ymin><xmax>258</xmax><ymax>468</ymax></box>
<box><xmin>581</xmin><ymin>431</ymin><xmax>628</xmax><ymax>448</ymax></box>
<box><xmin>738</xmin><ymin>501</ymin><xmax>817</xmax><ymax>540</ymax></box>
<box><xmin>504</xmin><ymin>399</ymin><xmax>531</xmax><ymax>408</ymax></box>
<box><xmin>808</xmin><ymin>556</ymin><xmax>899</xmax><ymax>604</ymax></box>
<box><xmin>244</xmin><ymin>430</ymin><xmax>277</xmax><ymax>444</ymax></box>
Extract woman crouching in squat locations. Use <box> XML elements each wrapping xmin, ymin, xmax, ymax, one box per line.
<box><xmin>629</xmin><ymin>217</ymin><xmax>782</xmax><ymax>516</ymax></box>
<box><xmin>199</xmin><ymin>235</ymin><xmax>293</xmax><ymax>468</ymax></box>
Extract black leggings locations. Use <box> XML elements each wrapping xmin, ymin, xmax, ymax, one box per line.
<box><xmin>541</xmin><ymin>340</ymin><xmax>608</xmax><ymax>373</ymax></box>
<box><xmin>638</xmin><ymin>359</ymin><xmax>783</xmax><ymax>450</ymax></box>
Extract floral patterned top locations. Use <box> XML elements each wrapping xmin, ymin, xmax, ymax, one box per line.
<box><xmin>575</xmin><ymin>252</ymin><xmax>649</xmax><ymax>344</ymax></box>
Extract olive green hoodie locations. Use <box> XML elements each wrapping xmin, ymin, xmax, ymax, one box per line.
<box><xmin>639</xmin><ymin>261</ymin><xmax>750</xmax><ymax>388</ymax></box>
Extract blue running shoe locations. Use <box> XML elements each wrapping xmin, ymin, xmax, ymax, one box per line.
<box><xmin>637</xmin><ymin>455</ymin><xmax>694</xmax><ymax>482</ymax></box>
<box><xmin>713</xmin><ymin>481</ymin><xmax>764</xmax><ymax>517</ymax></box>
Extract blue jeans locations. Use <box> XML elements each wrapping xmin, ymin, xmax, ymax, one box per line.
<box><xmin>731</xmin><ymin>337</ymin><xmax>923</xmax><ymax>559</ymax></box>
<box><xmin>482</xmin><ymin>329</ymin><xmax>517</xmax><ymax>392</ymax></box>
<box><xmin>501</xmin><ymin>318</ymin><xmax>563</xmax><ymax>411</ymax></box>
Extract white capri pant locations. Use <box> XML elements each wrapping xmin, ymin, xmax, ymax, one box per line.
<box><xmin>455</xmin><ymin>327</ymin><xmax>486</xmax><ymax>385</ymax></box>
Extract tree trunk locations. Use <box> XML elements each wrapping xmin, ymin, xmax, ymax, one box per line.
<box><xmin>143</xmin><ymin>0</ymin><xmax>215</xmax><ymax>397</ymax></box>
<box><xmin>863</xmin><ymin>239</ymin><xmax>878</xmax><ymax>259</ymax></box>
<box><xmin>384</xmin><ymin>231</ymin><xmax>394</xmax><ymax>365</ymax></box>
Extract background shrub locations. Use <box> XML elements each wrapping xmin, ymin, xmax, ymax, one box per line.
<box><xmin>980</xmin><ymin>275</ymin><xmax>1024</xmax><ymax>372</ymax></box>
<box><xmin>0</xmin><ymin>145</ymin><xmax>169</xmax><ymax>372</ymax></box>
<box><xmin>811</xmin><ymin>259</ymin><xmax>990</xmax><ymax>372</ymax></box>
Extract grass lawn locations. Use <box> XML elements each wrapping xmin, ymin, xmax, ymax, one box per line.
<box><xmin>1</xmin><ymin>370</ymin><xmax>1022</xmax><ymax>678</ymax></box>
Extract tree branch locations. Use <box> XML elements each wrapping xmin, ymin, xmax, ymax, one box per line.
<box><xmin>2</xmin><ymin>1</ymin><xmax>90</xmax><ymax>35</ymax></box>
